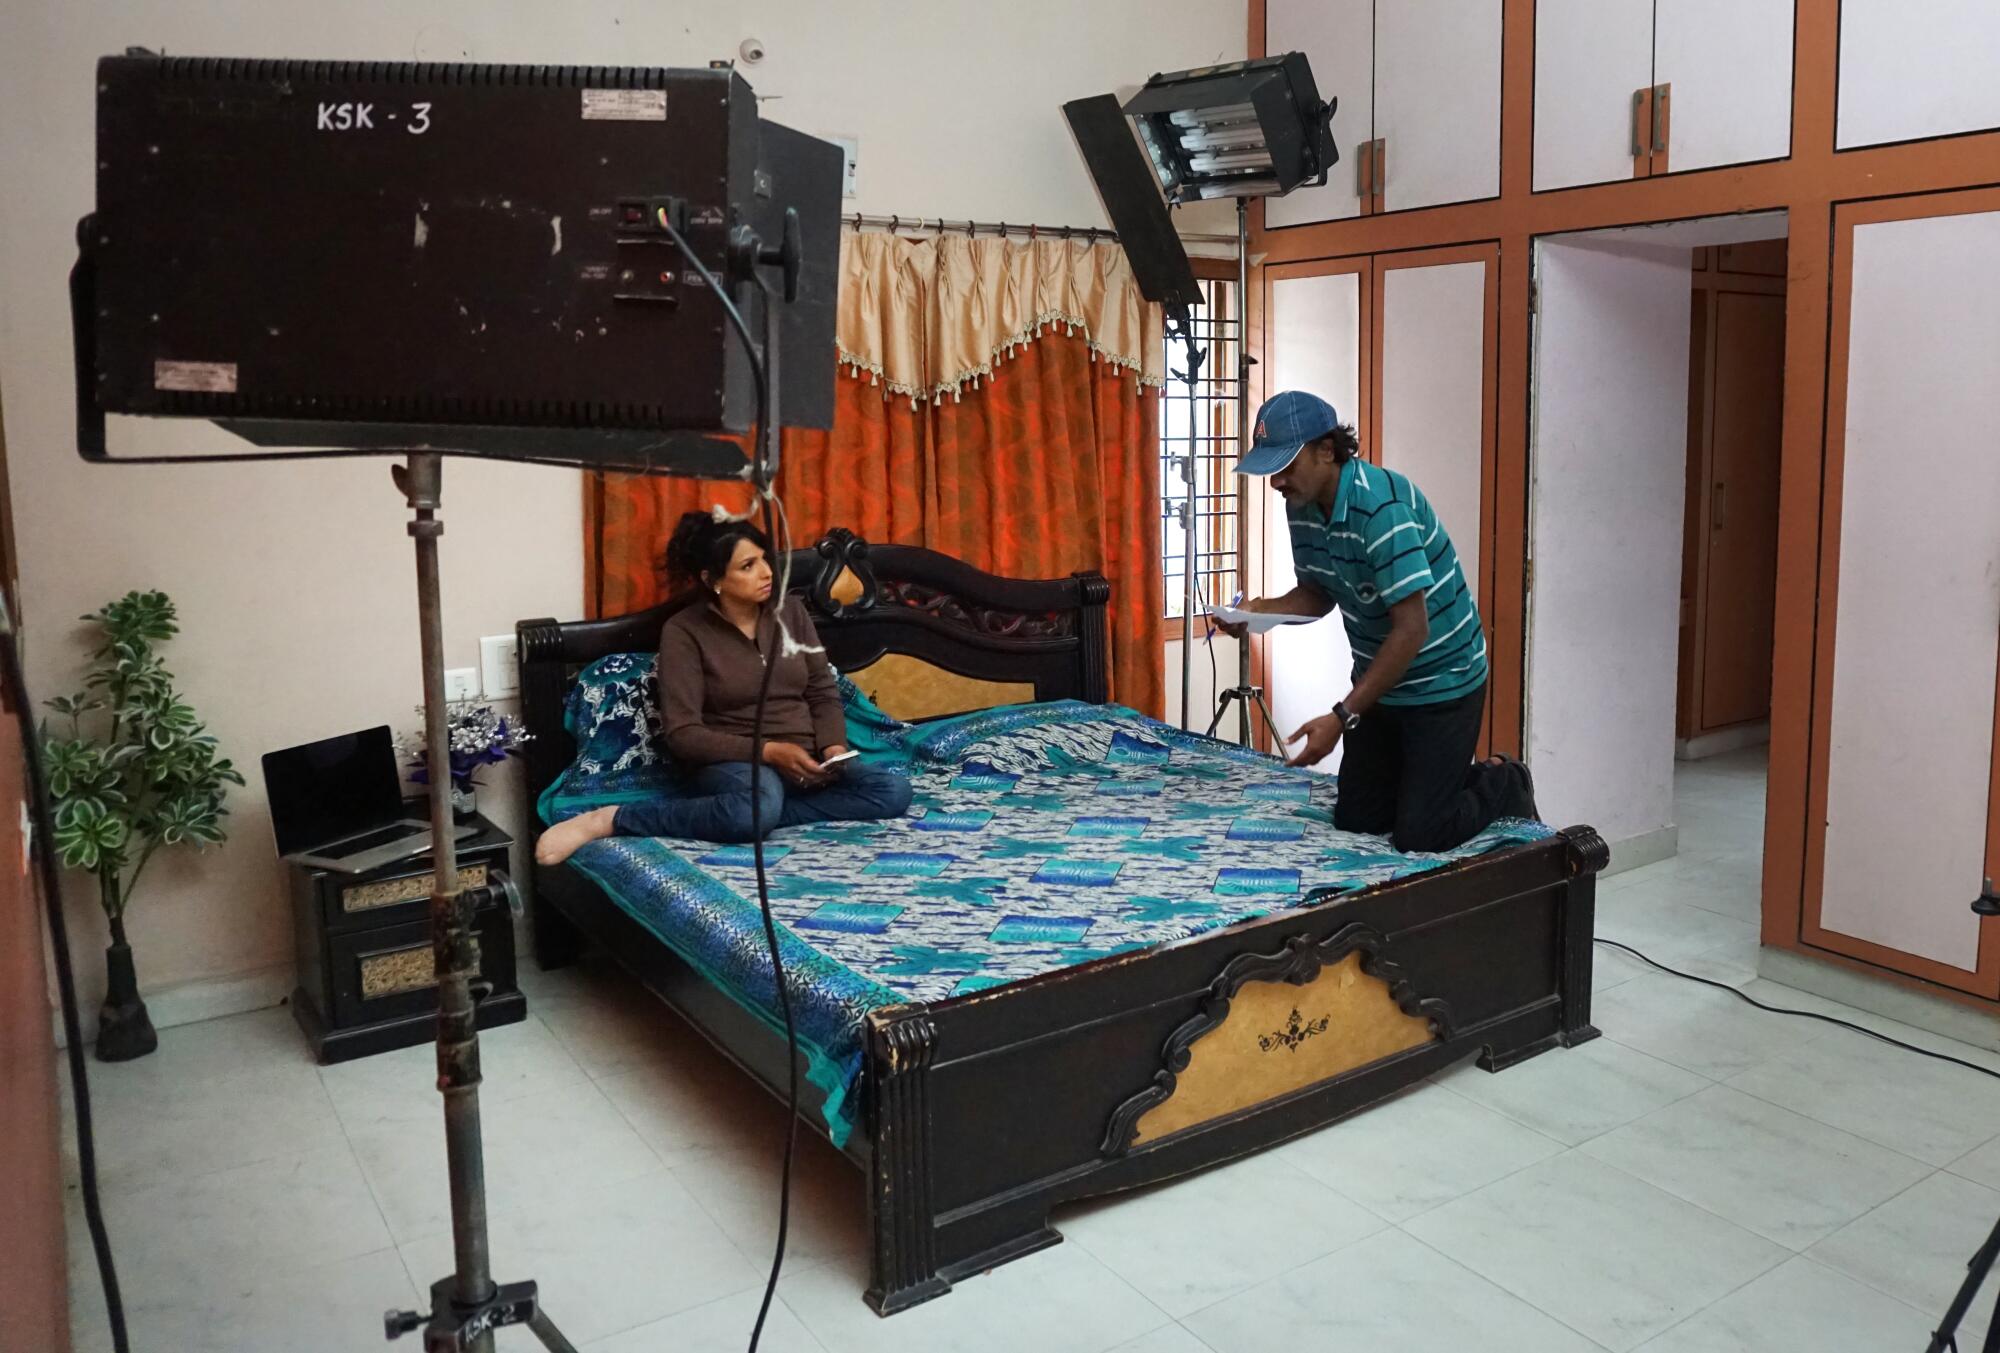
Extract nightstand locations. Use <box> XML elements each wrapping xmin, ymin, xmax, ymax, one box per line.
<box><xmin>288</xmin><ymin>809</ymin><xmax>526</xmax><ymax>1063</ymax></box>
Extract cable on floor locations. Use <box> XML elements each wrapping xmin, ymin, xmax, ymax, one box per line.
<box><xmin>1594</xmin><ymin>936</ymin><xmax>2000</xmax><ymax>1083</ymax></box>
<box><xmin>658</xmin><ymin>210</ymin><xmax>799</xmax><ymax>1353</ymax></box>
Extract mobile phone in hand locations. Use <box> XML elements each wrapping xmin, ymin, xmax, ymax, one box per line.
<box><xmin>819</xmin><ymin>750</ymin><xmax>861</xmax><ymax>773</ymax></box>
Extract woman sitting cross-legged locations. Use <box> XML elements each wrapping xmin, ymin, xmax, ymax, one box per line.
<box><xmin>535</xmin><ymin>512</ymin><xmax>914</xmax><ymax>865</ymax></box>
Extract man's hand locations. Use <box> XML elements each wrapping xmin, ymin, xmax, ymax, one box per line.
<box><xmin>1208</xmin><ymin>596</ymin><xmax>1267</xmax><ymax>641</ymax></box>
<box><xmin>1285</xmin><ymin>713</ymin><xmax>1344</xmax><ymax>768</ymax></box>
<box><xmin>762</xmin><ymin>741</ymin><xmax>827</xmax><ymax>787</ymax></box>
<box><xmin>818</xmin><ymin>743</ymin><xmax>852</xmax><ymax>777</ymax></box>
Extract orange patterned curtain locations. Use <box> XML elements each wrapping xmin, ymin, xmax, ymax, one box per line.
<box><xmin>584</xmin><ymin>232</ymin><xmax>1165</xmax><ymax>717</ymax></box>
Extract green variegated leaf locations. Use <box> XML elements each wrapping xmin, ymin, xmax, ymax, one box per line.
<box><xmin>60</xmin><ymin>589</ymin><xmax>236</xmax><ymax>907</ymax></box>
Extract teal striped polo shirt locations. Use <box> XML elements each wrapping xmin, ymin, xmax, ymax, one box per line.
<box><xmin>1287</xmin><ymin>458</ymin><xmax>1488</xmax><ymax>707</ymax></box>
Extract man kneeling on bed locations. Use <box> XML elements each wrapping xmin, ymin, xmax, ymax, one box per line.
<box><xmin>536</xmin><ymin>512</ymin><xmax>913</xmax><ymax>865</ymax></box>
<box><xmin>1215</xmin><ymin>389</ymin><xmax>1539</xmax><ymax>854</ymax></box>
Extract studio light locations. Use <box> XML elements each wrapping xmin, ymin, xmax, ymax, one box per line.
<box><xmin>1122</xmin><ymin>54</ymin><xmax>1338</xmax><ymax>204</ymax></box>
<box><xmin>1064</xmin><ymin>51</ymin><xmax>1339</xmax><ymax>744</ymax></box>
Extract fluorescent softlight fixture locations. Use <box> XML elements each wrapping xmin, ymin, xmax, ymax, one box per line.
<box><xmin>1120</xmin><ymin>54</ymin><xmax>1338</xmax><ymax>205</ymax></box>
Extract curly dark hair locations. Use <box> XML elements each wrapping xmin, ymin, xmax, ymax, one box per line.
<box><xmin>1311</xmin><ymin>422</ymin><xmax>1361</xmax><ymax>465</ymax></box>
<box><xmin>664</xmin><ymin>511</ymin><xmax>772</xmax><ymax>591</ymax></box>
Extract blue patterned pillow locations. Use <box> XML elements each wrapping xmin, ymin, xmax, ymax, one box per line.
<box><xmin>536</xmin><ymin>652</ymin><xmax>676</xmax><ymax>823</ymax></box>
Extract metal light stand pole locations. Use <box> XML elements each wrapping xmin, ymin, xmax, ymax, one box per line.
<box><xmin>1204</xmin><ymin>197</ymin><xmax>1277</xmax><ymax>749</ymax></box>
<box><xmin>1173</xmin><ymin>315</ymin><xmax>1205</xmax><ymax>732</ymax></box>
<box><xmin>1926</xmin><ymin>1208</ymin><xmax>2000</xmax><ymax>1353</ymax></box>
<box><xmin>1928</xmin><ymin>884</ymin><xmax>2000</xmax><ymax>1351</ymax></box>
<box><xmin>385</xmin><ymin>455</ymin><xmax>575</xmax><ymax>1353</ymax></box>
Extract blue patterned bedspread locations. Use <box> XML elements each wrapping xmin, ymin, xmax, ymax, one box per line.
<box><xmin>552</xmin><ymin>701</ymin><xmax>1553</xmax><ymax>1145</ymax></box>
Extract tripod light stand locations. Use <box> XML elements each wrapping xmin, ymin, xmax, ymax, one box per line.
<box><xmin>1066</xmin><ymin>55</ymin><xmax>1337</xmax><ymax>745</ymax></box>
<box><xmin>72</xmin><ymin>53</ymin><xmax>840</xmax><ymax>1351</ymax></box>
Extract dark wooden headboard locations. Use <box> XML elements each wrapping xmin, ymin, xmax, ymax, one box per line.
<box><xmin>516</xmin><ymin>528</ymin><xmax>1111</xmax><ymax>842</ymax></box>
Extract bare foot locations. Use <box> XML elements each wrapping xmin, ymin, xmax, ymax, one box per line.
<box><xmin>535</xmin><ymin>805</ymin><xmax>618</xmax><ymax>866</ymax></box>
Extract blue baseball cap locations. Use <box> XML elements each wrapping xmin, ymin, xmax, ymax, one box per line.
<box><xmin>1234</xmin><ymin>390</ymin><xmax>1341</xmax><ymax>476</ymax></box>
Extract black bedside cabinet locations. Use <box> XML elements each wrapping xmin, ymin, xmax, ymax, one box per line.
<box><xmin>288</xmin><ymin>811</ymin><xmax>526</xmax><ymax>1063</ymax></box>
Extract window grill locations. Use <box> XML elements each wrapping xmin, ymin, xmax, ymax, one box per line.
<box><xmin>1160</xmin><ymin>276</ymin><xmax>1244</xmax><ymax>621</ymax></box>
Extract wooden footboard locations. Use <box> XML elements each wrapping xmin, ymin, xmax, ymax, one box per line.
<box><xmin>860</xmin><ymin>824</ymin><xmax>1606</xmax><ymax>1314</ymax></box>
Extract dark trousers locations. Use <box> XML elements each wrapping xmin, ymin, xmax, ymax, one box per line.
<box><xmin>611</xmin><ymin>760</ymin><xmax>913</xmax><ymax>844</ymax></box>
<box><xmin>1332</xmin><ymin>683</ymin><xmax>1517</xmax><ymax>854</ymax></box>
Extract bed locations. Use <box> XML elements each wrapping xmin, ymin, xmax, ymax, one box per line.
<box><xmin>517</xmin><ymin>528</ymin><xmax>1606</xmax><ymax>1315</ymax></box>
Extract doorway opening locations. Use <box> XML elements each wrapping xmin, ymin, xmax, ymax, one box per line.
<box><xmin>1525</xmin><ymin>212</ymin><xmax>1787</xmax><ymax>941</ymax></box>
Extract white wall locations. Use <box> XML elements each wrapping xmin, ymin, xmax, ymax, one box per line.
<box><xmin>1526</xmin><ymin>236</ymin><xmax>1691</xmax><ymax>855</ymax></box>
<box><xmin>0</xmin><ymin>0</ymin><xmax>1246</xmax><ymax>1016</ymax></box>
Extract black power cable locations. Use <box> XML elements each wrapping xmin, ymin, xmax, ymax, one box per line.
<box><xmin>0</xmin><ymin>598</ymin><xmax>131</xmax><ymax>1353</ymax></box>
<box><xmin>1594</xmin><ymin>937</ymin><xmax>2000</xmax><ymax>1082</ymax></box>
<box><xmin>1601</xmin><ymin>936</ymin><xmax>2000</xmax><ymax>1353</ymax></box>
<box><xmin>657</xmin><ymin>212</ymin><xmax>800</xmax><ymax>1353</ymax></box>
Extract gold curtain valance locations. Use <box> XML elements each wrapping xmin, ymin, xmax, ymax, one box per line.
<box><xmin>834</xmin><ymin>231</ymin><xmax>1167</xmax><ymax>404</ymax></box>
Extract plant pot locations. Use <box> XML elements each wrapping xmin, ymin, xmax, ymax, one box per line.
<box><xmin>96</xmin><ymin>940</ymin><xmax>158</xmax><ymax>1062</ymax></box>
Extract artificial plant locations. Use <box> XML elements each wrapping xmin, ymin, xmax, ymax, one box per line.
<box><xmin>40</xmin><ymin>590</ymin><xmax>243</xmax><ymax>1058</ymax></box>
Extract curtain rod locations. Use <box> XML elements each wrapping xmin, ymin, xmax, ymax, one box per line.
<box><xmin>840</xmin><ymin>212</ymin><xmax>1239</xmax><ymax>247</ymax></box>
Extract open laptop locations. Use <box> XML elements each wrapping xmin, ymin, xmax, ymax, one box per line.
<box><xmin>262</xmin><ymin>726</ymin><xmax>475</xmax><ymax>875</ymax></box>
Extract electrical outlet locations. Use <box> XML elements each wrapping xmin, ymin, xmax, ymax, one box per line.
<box><xmin>481</xmin><ymin>634</ymin><xmax>520</xmax><ymax>700</ymax></box>
<box><xmin>445</xmin><ymin>666</ymin><xmax>480</xmax><ymax>702</ymax></box>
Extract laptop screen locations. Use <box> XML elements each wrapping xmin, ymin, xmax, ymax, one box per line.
<box><xmin>261</xmin><ymin>726</ymin><xmax>407</xmax><ymax>857</ymax></box>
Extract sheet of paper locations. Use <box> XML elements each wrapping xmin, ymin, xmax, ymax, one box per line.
<box><xmin>1206</xmin><ymin>603</ymin><xmax>1320</xmax><ymax>635</ymax></box>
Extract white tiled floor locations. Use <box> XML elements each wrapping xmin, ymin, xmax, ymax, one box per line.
<box><xmin>61</xmin><ymin>748</ymin><xmax>2000</xmax><ymax>1350</ymax></box>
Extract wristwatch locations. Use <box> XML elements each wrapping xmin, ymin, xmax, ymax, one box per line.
<box><xmin>1332</xmin><ymin>700</ymin><xmax>1361</xmax><ymax>731</ymax></box>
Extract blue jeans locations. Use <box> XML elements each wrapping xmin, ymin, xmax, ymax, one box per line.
<box><xmin>611</xmin><ymin>760</ymin><xmax>913</xmax><ymax>844</ymax></box>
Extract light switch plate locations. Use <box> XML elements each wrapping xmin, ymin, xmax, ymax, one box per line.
<box><xmin>445</xmin><ymin>666</ymin><xmax>480</xmax><ymax>702</ymax></box>
<box><xmin>480</xmin><ymin>634</ymin><xmax>521</xmax><ymax>699</ymax></box>
<box><xmin>828</xmin><ymin>134</ymin><xmax>859</xmax><ymax>198</ymax></box>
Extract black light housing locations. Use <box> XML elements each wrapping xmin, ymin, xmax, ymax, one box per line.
<box><xmin>1122</xmin><ymin>54</ymin><xmax>1338</xmax><ymax>204</ymax></box>
<box><xmin>1062</xmin><ymin>94</ymin><xmax>1204</xmax><ymax>321</ymax></box>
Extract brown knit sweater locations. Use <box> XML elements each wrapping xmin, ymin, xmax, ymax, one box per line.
<box><xmin>656</xmin><ymin>596</ymin><xmax>848</xmax><ymax>766</ymax></box>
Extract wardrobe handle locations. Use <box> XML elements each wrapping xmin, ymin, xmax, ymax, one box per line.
<box><xmin>1653</xmin><ymin>83</ymin><xmax>1671</xmax><ymax>155</ymax></box>
<box><xmin>1712</xmin><ymin>482</ymin><xmax>1727</xmax><ymax>530</ymax></box>
<box><xmin>1356</xmin><ymin>138</ymin><xmax>1374</xmax><ymax>206</ymax></box>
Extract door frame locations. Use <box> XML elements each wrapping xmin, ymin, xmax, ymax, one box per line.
<box><xmin>1679</xmin><ymin>249</ymin><xmax>1787</xmax><ymax>740</ymax></box>
<box><xmin>1798</xmin><ymin>185</ymin><xmax>2000</xmax><ymax>997</ymax></box>
<box><xmin>1258</xmin><ymin>255</ymin><xmax>1375</xmax><ymax>753</ymax></box>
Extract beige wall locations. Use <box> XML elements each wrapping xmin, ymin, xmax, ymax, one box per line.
<box><xmin>0</xmin><ymin>1</ymin><xmax>1244</xmax><ymax>1015</ymax></box>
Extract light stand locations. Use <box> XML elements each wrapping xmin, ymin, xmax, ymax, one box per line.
<box><xmin>384</xmin><ymin>454</ymin><xmax>575</xmax><ymax>1353</ymax></box>
<box><xmin>378</xmin><ymin>223</ymin><xmax>793</xmax><ymax>1353</ymax></box>
<box><xmin>71</xmin><ymin>55</ymin><xmax>835</xmax><ymax>1352</ymax></box>
<box><xmin>1171</xmin><ymin>313</ymin><xmax>1205</xmax><ymax>731</ymax></box>
<box><xmin>1064</xmin><ymin>63</ymin><xmax>1332</xmax><ymax>749</ymax></box>
<box><xmin>1926</xmin><ymin>1209</ymin><xmax>2000</xmax><ymax>1353</ymax></box>
<box><xmin>1199</xmin><ymin>196</ymin><xmax>1277</xmax><ymax>750</ymax></box>
<box><xmin>1929</xmin><ymin>887</ymin><xmax>2000</xmax><ymax>1351</ymax></box>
